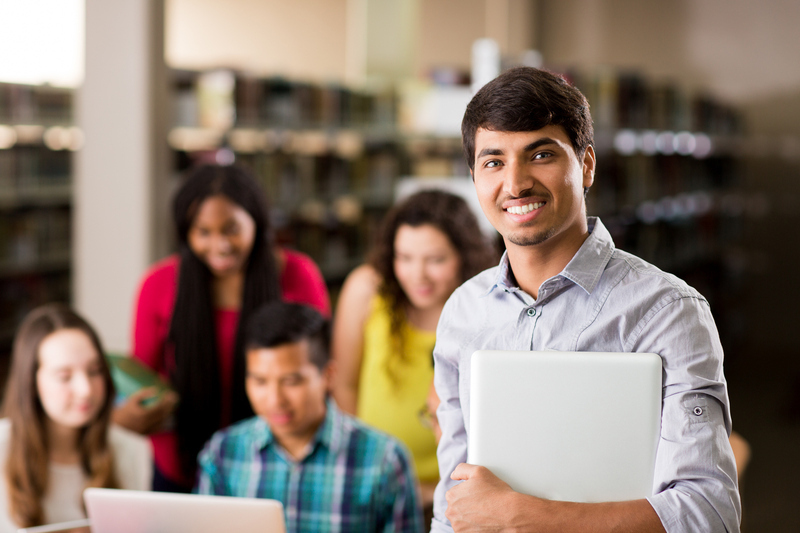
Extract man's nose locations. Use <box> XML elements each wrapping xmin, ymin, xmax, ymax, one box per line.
<box><xmin>504</xmin><ymin>159</ymin><xmax>534</xmax><ymax>198</ymax></box>
<box><xmin>265</xmin><ymin>384</ymin><xmax>285</xmax><ymax>407</ymax></box>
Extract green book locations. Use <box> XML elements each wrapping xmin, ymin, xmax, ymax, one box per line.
<box><xmin>105</xmin><ymin>353</ymin><xmax>175</xmax><ymax>406</ymax></box>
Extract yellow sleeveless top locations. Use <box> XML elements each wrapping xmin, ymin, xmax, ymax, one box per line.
<box><xmin>356</xmin><ymin>295</ymin><xmax>439</xmax><ymax>482</ymax></box>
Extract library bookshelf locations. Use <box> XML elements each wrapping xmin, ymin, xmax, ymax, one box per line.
<box><xmin>0</xmin><ymin>82</ymin><xmax>79</xmax><ymax>355</ymax></box>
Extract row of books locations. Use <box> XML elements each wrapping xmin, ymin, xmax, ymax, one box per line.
<box><xmin>0</xmin><ymin>147</ymin><xmax>72</xmax><ymax>188</ymax></box>
<box><xmin>173</xmin><ymin>69</ymin><xmax>396</xmax><ymax>131</ymax></box>
<box><xmin>0</xmin><ymin>82</ymin><xmax>73</xmax><ymax>125</ymax></box>
<box><xmin>590</xmin><ymin>147</ymin><xmax>741</xmax><ymax>217</ymax></box>
<box><xmin>208</xmin><ymin>146</ymin><xmax>406</xmax><ymax>218</ymax></box>
<box><xmin>564</xmin><ymin>69</ymin><xmax>743</xmax><ymax>136</ymax></box>
<box><xmin>603</xmin><ymin>209</ymin><xmax>744</xmax><ymax>278</ymax></box>
<box><xmin>0</xmin><ymin>271</ymin><xmax>70</xmax><ymax>346</ymax></box>
<box><xmin>0</xmin><ymin>208</ymin><xmax>71</xmax><ymax>273</ymax></box>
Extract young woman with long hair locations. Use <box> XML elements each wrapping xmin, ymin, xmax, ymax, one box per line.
<box><xmin>331</xmin><ymin>189</ymin><xmax>496</xmax><ymax>511</ymax></box>
<box><xmin>0</xmin><ymin>304</ymin><xmax>150</xmax><ymax>530</ymax></box>
<box><xmin>113</xmin><ymin>163</ymin><xmax>330</xmax><ymax>492</ymax></box>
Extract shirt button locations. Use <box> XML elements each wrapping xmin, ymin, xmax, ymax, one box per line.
<box><xmin>527</xmin><ymin>308</ymin><xmax>536</xmax><ymax>317</ymax></box>
<box><xmin>693</xmin><ymin>407</ymin><xmax>704</xmax><ymax>416</ymax></box>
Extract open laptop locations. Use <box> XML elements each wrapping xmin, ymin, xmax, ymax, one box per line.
<box><xmin>83</xmin><ymin>488</ymin><xmax>286</xmax><ymax>533</ymax></box>
<box><xmin>17</xmin><ymin>519</ymin><xmax>91</xmax><ymax>533</ymax></box>
<box><xmin>468</xmin><ymin>350</ymin><xmax>662</xmax><ymax>503</ymax></box>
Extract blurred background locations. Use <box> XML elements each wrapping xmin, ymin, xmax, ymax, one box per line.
<box><xmin>0</xmin><ymin>0</ymin><xmax>798</xmax><ymax>530</ymax></box>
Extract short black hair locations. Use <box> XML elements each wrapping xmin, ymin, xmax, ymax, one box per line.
<box><xmin>245</xmin><ymin>302</ymin><xmax>330</xmax><ymax>371</ymax></box>
<box><xmin>462</xmin><ymin>66</ymin><xmax>594</xmax><ymax>171</ymax></box>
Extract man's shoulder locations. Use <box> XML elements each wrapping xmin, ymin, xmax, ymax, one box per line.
<box><xmin>206</xmin><ymin>416</ymin><xmax>265</xmax><ymax>451</ymax></box>
<box><xmin>337</xmin><ymin>410</ymin><xmax>413</xmax><ymax>464</ymax></box>
<box><xmin>608</xmin><ymin>248</ymin><xmax>705</xmax><ymax>301</ymax></box>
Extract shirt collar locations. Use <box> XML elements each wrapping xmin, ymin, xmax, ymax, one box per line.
<box><xmin>484</xmin><ymin>250</ymin><xmax>515</xmax><ymax>297</ymax></box>
<box><xmin>486</xmin><ymin>217</ymin><xmax>615</xmax><ymax>296</ymax></box>
<box><xmin>254</xmin><ymin>397</ymin><xmax>344</xmax><ymax>455</ymax></box>
<box><xmin>559</xmin><ymin>217</ymin><xmax>615</xmax><ymax>294</ymax></box>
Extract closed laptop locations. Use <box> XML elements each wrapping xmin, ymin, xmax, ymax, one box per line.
<box><xmin>468</xmin><ymin>350</ymin><xmax>662</xmax><ymax>503</ymax></box>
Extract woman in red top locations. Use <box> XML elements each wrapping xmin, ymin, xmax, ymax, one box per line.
<box><xmin>113</xmin><ymin>164</ymin><xmax>330</xmax><ymax>491</ymax></box>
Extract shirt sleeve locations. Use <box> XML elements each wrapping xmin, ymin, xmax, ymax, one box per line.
<box><xmin>377</xmin><ymin>440</ymin><xmax>424</xmax><ymax>533</ymax></box>
<box><xmin>280</xmin><ymin>249</ymin><xmax>332</xmax><ymax>318</ymax></box>
<box><xmin>430</xmin><ymin>296</ymin><xmax>464</xmax><ymax>533</ymax></box>
<box><xmin>632</xmin><ymin>295</ymin><xmax>741</xmax><ymax>533</ymax></box>
<box><xmin>194</xmin><ymin>434</ymin><xmax>227</xmax><ymax>496</ymax></box>
<box><xmin>131</xmin><ymin>259</ymin><xmax>175</xmax><ymax>372</ymax></box>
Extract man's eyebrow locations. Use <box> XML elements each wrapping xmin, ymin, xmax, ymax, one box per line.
<box><xmin>523</xmin><ymin>137</ymin><xmax>559</xmax><ymax>152</ymax></box>
<box><xmin>476</xmin><ymin>147</ymin><xmax>504</xmax><ymax>159</ymax></box>
<box><xmin>476</xmin><ymin>137</ymin><xmax>560</xmax><ymax>159</ymax></box>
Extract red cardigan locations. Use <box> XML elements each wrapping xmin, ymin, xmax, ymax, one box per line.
<box><xmin>131</xmin><ymin>250</ymin><xmax>330</xmax><ymax>485</ymax></box>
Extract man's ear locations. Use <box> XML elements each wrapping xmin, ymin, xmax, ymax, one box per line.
<box><xmin>582</xmin><ymin>145</ymin><xmax>596</xmax><ymax>189</ymax></box>
<box><xmin>322</xmin><ymin>359</ymin><xmax>336</xmax><ymax>392</ymax></box>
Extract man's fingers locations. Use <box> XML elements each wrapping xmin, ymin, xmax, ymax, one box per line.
<box><xmin>450</xmin><ymin>462</ymin><xmax>480</xmax><ymax>481</ymax></box>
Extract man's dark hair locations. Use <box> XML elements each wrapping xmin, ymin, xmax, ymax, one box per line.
<box><xmin>245</xmin><ymin>302</ymin><xmax>331</xmax><ymax>371</ymax></box>
<box><xmin>462</xmin><ymin>66</ymin><xmax>594</xmax><ymax>171</ymax></box>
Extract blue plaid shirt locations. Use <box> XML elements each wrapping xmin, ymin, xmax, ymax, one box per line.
<box><xmin>196</xmin><ymin>400</ymin><xmax>423</xmax><ymax>533</ymax></box>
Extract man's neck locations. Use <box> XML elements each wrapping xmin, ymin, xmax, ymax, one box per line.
<box><xmin>505</xmin><ymin>227</ymin><xmax>590</xmax><ymax>299</ymax></box>
<box><xmin>272</xmin><ymin>414</ymin><xmax>326</xmax><ymax>461</ymax></box>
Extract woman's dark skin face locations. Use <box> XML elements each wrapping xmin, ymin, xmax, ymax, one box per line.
<box><xmin>187</xmin><ymin>194</ymin><xmax>257</xmax><ymax>280</ymax></box>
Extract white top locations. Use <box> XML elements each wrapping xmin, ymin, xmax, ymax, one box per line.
<box><xmin>0</xmin><ymin>419</ymin><xmax>152</xmax><ymax>531</ymax></box>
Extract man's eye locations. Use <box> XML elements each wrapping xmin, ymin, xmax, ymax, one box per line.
<box><xmin>533</xmin><ymin>152</ymin><xmax>553</xmax><ymax>160</ymax></box>
<box><xmin>485</xmin><ymin>160</ymin><xmax>501</xmax><ymax>168</ymax></box>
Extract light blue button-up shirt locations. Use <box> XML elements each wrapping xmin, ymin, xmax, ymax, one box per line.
<box><xmin>432</xmin><ymin>217</ymin><xmax>740</xmax><ymax>533</ymax></box>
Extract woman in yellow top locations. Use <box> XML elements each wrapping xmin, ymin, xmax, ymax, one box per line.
<box><xmin>331</xmin><ymin>190</ymin><xmax>496</xmax><ymax>513</ymax></box>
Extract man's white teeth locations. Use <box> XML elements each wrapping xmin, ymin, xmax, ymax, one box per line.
<box><xmin>508</xmin><ymin>202</ymin><xmax>544</xmax><ymax>215</ymax></box>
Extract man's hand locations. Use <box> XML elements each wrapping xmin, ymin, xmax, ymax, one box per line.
<box><xmin>446</xmin><ymin>463</ymin><xmax>533</xmax><ymax>532</ymax></box>
<box><xmin>112</xmin><ymin>387</ymin><xmax>179</xmax><ymax>435</ymax></box>
<box><xmin>445</xmin><ymin>463</ymin><xmax>666</xmax><ymax>533</ymax></box>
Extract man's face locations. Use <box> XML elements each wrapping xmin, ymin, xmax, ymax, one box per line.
<box><xmin>245</xmin><ymin>340</ymin><xmax>330</xmax><ymax>453</ymax></box>
<box><xmin>471</xmin><ymin>125</ymin><xmax>595</xmax><ymax>251</ymax></box>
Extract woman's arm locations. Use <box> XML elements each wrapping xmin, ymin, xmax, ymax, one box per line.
<box><xmin>113</xmin><ymin>260</ymin><xmax>179</xmax><ymax>435</ymax></box>
<box><xmin>330</xmin><ymin>264</ymin><xmax>380</xmax><ymax>415</ymax></box>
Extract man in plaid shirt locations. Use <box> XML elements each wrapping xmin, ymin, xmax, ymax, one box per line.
<box><xmin>196</xmin><ymin>302</ymin><xmax>423</xmax><ymax>533</ymax></box>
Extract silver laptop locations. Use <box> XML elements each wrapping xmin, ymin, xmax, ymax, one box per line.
<box><xmin>468</xmin><ymin>350</ymin><xmax>662</xmax><ymax>503</ymax></box>
<box><xmin>17</xmin><ymin>519</ymin><xmax>91</xmax><ymax>533</ymax></box>
<box><xmin>84</xmin><ymin>488</ymin><xmax>286</xmax><ymax>533</ymax></box>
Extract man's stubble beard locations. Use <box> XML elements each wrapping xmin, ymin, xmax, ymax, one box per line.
<box><xmin>505</xmin><ymin>225</ymin><xmax>557</xmax><ymax>247</ymax></box>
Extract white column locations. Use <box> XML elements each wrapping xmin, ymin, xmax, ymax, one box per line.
<box><xmin>75</xmin><ymin>0</ymin><xmax>167</xmax><ymax>353</ymax></box>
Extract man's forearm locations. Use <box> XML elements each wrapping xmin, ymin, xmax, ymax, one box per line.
<box><xmin>444</xmin><ymin>465</ymin><xmax>666</xmax><ymax>533</ymax></box>
<box><xmin>494</xmin><ymin>493</ymin><xmax>665</xmax><ymax>533</ymax></box>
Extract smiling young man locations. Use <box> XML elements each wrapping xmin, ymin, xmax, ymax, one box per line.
<box><xmin>196</xmin><ymin>302</ymin><xmax>423</xmax><ymax>533</ymax></box>
<box><xmin>431</xmin><ymin>67</ymin><xmax>740</xmax><ymax>532</ymax></box>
